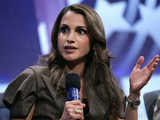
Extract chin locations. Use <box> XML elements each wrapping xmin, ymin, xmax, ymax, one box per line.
<box><xmin>61</xmin><ymin>55</ymin><xmax>74</xmax><ymax>60</ymax></box>
<box><xmin>63</xmin><ymin>56</ymin><xmax>87</xmax><ymax>64</ymax></box>
<box><xmin>63</xmin><ymin>57</ymin><xmax>77</xmax><ymax>61</ymax></box>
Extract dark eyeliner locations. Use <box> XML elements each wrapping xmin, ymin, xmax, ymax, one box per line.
<box><xmin>76</xmin><ymin>27</ymin><xmax>87</xmax><ymax>35</ymax></box>
<box><xmin>59</xmin><ymin>25</ymin><xmax>69</xmax><ymax>33</ymax></box>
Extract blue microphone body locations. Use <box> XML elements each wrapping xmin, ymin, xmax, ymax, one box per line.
<box><xmin>68</xmin><ymin>88</ymin><xmax>80</xmax><ymax>101</ymax></box>
<box><xmin>65</xmin><ymin>73</ymin><xmax>80</xmax><ymax>101</ymax></box>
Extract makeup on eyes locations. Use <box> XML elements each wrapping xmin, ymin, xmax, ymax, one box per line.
<box><xmin>59</xmin><ymin>24</ymin><xmax>88</xmax><ymax>35</ymax></box>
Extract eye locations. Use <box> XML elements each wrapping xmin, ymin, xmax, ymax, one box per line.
<box><xmin>59</xmin><ymin>25</ymin><xmax>69</xmax><ymax>34</ymax></box>
<box><xmin>76</xmin><ymin>28</ymin><xmax>88</xmax><ymax>35</ymax></box>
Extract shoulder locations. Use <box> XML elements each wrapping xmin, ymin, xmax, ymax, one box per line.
<box><xmin>7</xmin><ymin>65</ymin><xmax>49</xmax><ymax>87</ymax></box>
<box><xmin>15</xmin><ymin>65</ymin><xmax>50</xmax><ymax>92</ymax></box>
<box><xmin>3</xmin><ymin>65</ymin><xmax>50</xmax><ymax>107</ymax></box>
<box><xmin>15</xmin><ymin>65</ymin><xmax>50</xmax><ymax>81</ymax></box>
<box><xmin>28</xmin><ymin>65</ymin><xmax>50</xmax><ymax>76</ymax></box>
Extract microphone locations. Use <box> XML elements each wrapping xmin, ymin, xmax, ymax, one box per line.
<box><xmin>65</xmin><ymin>73</ymin><xmax>80</xmax><ymax>101</ymax></box>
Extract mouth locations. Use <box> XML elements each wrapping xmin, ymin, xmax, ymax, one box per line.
<box><xmin>64</xmin><ymin>46</ymin><xmax>77</xmax><ymax>53</ymax></box>
<box><xmin>64</xmin><ymin>46</ymin><xmax>77</xmax><ymax>49</ymax></box>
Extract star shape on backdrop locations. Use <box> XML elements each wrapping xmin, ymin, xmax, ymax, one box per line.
<box><xmin>95</xmin><ymin>0</ymin><xmax>131</xmax><ymax>37</ymax></box>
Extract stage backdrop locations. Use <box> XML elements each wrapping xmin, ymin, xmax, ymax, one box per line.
<box><xmin>0</xmin><ymin>0</ymin><xmax>160</xmax><ymax>119</ymax></box>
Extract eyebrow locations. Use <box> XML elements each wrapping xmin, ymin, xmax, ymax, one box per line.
<box><xmin>77</xmin><ymin>26</ymin><xmax>87</xmax><ymax>29</ymax></box>
<box><xmin>60</xmin><ymin>24</ymin><xmax>87</xmax><ymax>29</ymax></box>
<box><xmin>59</xmin><ymin>24</ymin><xmax>68</xmax><ymax>27</ymax></box>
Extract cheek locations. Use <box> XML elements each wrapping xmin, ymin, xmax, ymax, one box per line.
<box><xmin>57</xmin><ymin>34</ymin><xmax>64</xmax><ymax>48</ymax></box>
<box><xmin>81</xmin><ymin>38</ymin><xmax>90</xmax><ymax>53</ymax></box>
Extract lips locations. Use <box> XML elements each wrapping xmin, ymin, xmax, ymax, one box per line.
<box><xmin>64</xmin><ymin>46</ymin><xmax>77</xmax><ymax>52</ymax></box>
<box><xmin>64</xmin><ymin>46</ymin><xmax>77</xmax><ymax>49</ymax></box>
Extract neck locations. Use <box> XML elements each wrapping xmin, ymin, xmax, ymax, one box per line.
<box><xmin>65</xmin><ymin>60</ymin><xmax>85</xmax><ymax>78</ymax></box>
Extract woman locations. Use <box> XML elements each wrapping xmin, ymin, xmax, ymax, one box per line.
<box><xmin>3</xmin><ymin>4</ymin><xmax>159</xmax><ymax>120</ymax></box>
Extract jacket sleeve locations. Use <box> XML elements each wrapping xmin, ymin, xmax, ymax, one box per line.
<box><xmin>3</xmin><ymin>67</ymin><xmax>37</xmax><ymax>118</ymax></box>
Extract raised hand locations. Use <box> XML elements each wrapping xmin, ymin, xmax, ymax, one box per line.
<box><xmin>129</xmin><ymin>55</ymin><xmax>160</xmax><ymax>93</ymax></box>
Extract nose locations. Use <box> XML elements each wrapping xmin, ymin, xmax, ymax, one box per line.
<box><xmin>66</xmin><ymin>39</ymin><xmax>74</xmax><ymax>44</ymax></box>
<box><xmin>66</xmin><ymin>31</ymin><xmax>75</xmax><ymax>44</ymax></box>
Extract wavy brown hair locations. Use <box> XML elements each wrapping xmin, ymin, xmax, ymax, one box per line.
<box><xmin>46</xmin><ymin>4</ymin><xmax>124</xmax><ymax>120</ymax></box>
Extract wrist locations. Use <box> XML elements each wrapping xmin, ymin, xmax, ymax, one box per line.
<box><xmin>129</xmin><ymin>90</ymin><xmax>140</xmax><ymax>99</ymax></box>
<box><xmin>128</xmin><ymin>90</ymin><xmax>140</xmax><ymax>99</ymax></box>
<box><xmin>127</xmin><ymin>93</ymin><xmax>140</xmax><ymax>109</ymax></box>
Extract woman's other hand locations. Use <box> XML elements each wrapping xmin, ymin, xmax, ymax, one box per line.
<box><xmin>129</xmin><ymin>55</ymin><xmax>159</xmax><ymax>94</ymax></box>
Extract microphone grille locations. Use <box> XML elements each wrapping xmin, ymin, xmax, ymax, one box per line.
<box><xmin>65</xmin><ymin>73</ymin><xmax>80</xmax><ymax>89</ymax></box>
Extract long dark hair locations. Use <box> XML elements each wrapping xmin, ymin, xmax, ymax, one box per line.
<box><xmin>46</xmin><ymin>4</ymin><xmax>124</xmax><ymax>120</ymax></box>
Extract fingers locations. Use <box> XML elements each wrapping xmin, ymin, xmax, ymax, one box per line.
<box><xmin>135</xmin><ymin>55</ymin><xmax>160</xmax><ymax>70</ymax></box>
<box><xmin>135</xmin><ymin>56</ymin><xmax>144</xmax><ymax>69</ymax></box>
<box><xmin>147</xmin><ymin>54</ymin><xmax>160</xmax><ymax>71</ymax></box>
<box><xmin>63</xmin><ymin>100</ymin><xmax>85</xmax><ymax>120</ymax></box>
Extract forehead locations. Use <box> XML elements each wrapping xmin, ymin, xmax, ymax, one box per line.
<box><xmin>60</xmin><ymin>11</ymin><xmax>87</xmax><ymax>27</ymax></box>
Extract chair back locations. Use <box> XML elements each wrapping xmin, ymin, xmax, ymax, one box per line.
<box><xmin>143</xmin><ymin>90</ymin><xmax>160</xmax><ymax>120</ymax></box>
<box><xmin>0</xmin><ymin>93</ymin><xmax>10</xmax><ymax>120</ymax></box>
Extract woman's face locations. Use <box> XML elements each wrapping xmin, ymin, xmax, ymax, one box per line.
<box><xmin>57</xmin><ymin>11</ymin><xmax>90</xmax><ymax>62</ymax></box>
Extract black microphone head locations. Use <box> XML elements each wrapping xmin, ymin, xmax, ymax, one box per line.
<box><xmin>65</xmin><ymin>73</ymin><xmax>80</xmax><ymax>89</ymax></box>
